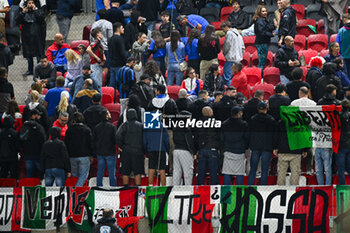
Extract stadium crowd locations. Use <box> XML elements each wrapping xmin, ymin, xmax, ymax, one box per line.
<box><xmin>0</xmin><ymin>0</ymin><xmax>350</xmax><ymax>188</ymax></box>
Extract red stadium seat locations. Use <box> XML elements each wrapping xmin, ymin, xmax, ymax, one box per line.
<box><xmin>19</xmin><ymin>105</ymin><xmax>25</xmax><ymax>114</ymax></box>
<box><xmin>57</xmin><ymin>72</ymin><xmax>62</xmax><ymax>77</ymax></box>
<box><xmin>291</xmin><ymin>4</ymin><xmax>305</xmax><ymax>20</ymax></box>
<box><xmin>101</xmin><ymin>87</ymin><xmax>115</xmax><ymax>106</ymax></box>
<box><xmin>319</xmin><ymin>49</ymin><xmax>329</xmax><ymax>57</ymax></box>
<box><xmin>70</xmin><ymin>40</ymin><xmax>90</xmax><ymax>53</ymax></box>
<box><xmin>330</xmin><ymin>34</ymin><xmax>337</xmax><ymax>43</ymax></box>
<box><xmin>0</xmin><ymin>178</ymin><xmax>17</xmax><ymax>187</ymax></box>
<box><xmin>220</xmin><ymin>6</ymin><xmax>234</xmax><ymax>21</ymax></box>
<box><xmin>83</xmin><ymin>25</ymin><xmax>92</xmax><ymax>41</ymax></box>
<box><xmin>220</xmin><ymin>36</ymin><xmax>225</xmax><ymax>50</ymax></box>
<box><xmin>102</xmin><ymin>71</ymin><xmax>107</xmax><ymax>86</ymax></box>
<box><xmin>317</xmin><ymin>19</ymin><xmax>325</xmax><ymax>34</ymax></box>
<box><xmin>306</xmin><ymin>175</ymin><xmax>318</xmax><ymax>185</ymax></box>
<box><xmin>241</xmin><ymin>52</ymin><xmax>251</xmax><ymax>67</ymax></box>
<box><xmin>300</xmin><ymin>66</ymin><xmax>308</xmax><ymax>81</ymax></box>
<box><xmin>299</xmin><ymin>49</ymin><xmax>318</xmax><ymax>65</ymax></box>
<box><xmin>65</xmin><ymin>177</ymin><xmax>88</xmax><ymax>186</ymax></box>
<box><xmin>242</xmin><ymin>67</ymin><xmax>261</xmax><ymax>86</ymax></box>
<box><xmin>211</xmin><ymin>21</ymin><xmax>221</xmax><ymax>30</ymax></box>
<box><xmin>263</xmin><ymin>67</ymin><xmax>280</xmax><ymax>85</ymax></box>
<box><xmin>294</xmin><ymin>34</ymin><xmax>306</xmax><ymax>51</ymax></box>
<box><xmin>243</xmin><ymin>36</ymin><xmax>257</xmax><ymax>54</ymax></box>
<box><xmin>296</xmin><ymin>19</ymin><xmax>316</xmax><ymax>37</ymax></box>
<box><xmin>104</xmin><ymin>103</ymin><xmax>121</xmax><ymax>122</ymax></box>
<box><xmin>18</xmin><ymin>178</ymin><xmax>41</xmax><ymax>187</ymax></box>
<box><xmin>251</xmin><ymin>83</ymin><xmax>274</xmax><ymax>100</ymax></box>
<box><xmin>251</xmin><ymin>51</ymin><xmax>273</xmax><ymax>67</ymax></box>
<box><xmin>307</xmin><ymin>34</ymin><xmax>328</xmax><ymax>52</ymax></box>
<box><xmin>115</xmin><ymin>90</ymin><xmax>120</xmax><ymax>103</ymax></box>
<box><xmin>167</xmin><ymin>85</ymin><xmax>182</xmax><ymax>100</ymax></box>
<box><xmin>218</xmin><ymin>51</ymin><xmax>226</xmax><ymax>67</ymax></box>
<box><xmin>198</xmin><ymin>79</ymin><xmax>204</xmax><ymax>90</ymax></box>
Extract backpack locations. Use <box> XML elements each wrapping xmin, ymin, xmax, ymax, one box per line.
<box><xmin>176</xmin><ymin>0</ymin><xmax>194</xmax><ymax>15</ymax></box>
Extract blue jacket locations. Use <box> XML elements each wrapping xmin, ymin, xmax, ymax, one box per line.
<box><xmin>336</xmin><ymin>23</ymin><xmax>350</xmax><ymax>59</ymax></box>
<box><xmin>324</xmin><ymin>53</ymin><xmax>343</xmax><ymax>63</ymax></box>
<box><xmin>143</xmin><ymin>124</ymin><xmax>170</xmax><ymax>152</ymax></box>
<box><xmin>187</xmin><ymin>15</ymin><xmax>209</xmax><ymax>34</ymax></box>
<box><xmin>70</xmin><ymin>73</ymin><xmax>101</xmax><ymax>102</ymax></box>
<box><xmin>56</xmin><ymin>0</ymin><xmax>78</xmax><ymax>19</ymax></box>
<box><xmin>148</xmin><ymin>40</ymin><xmax>166</xmax><ymax>58</ymax></box>
<box><xmin>182</xmin><ymin>37</ymin><xmax>200</xmax><ymax>60</ymax></box>
<box><xmin>336</xmin><ymin>70</ymin><xmax>350</xmax><ymax>88</ymax></box>
<box><xmin>166</xmin><ymin>41</ymin><xmax>186</xmax><ymax>63</ymax></box>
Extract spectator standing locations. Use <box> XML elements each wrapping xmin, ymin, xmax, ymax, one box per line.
<box><xmin>181</xmin><ymin>67</ymin><xmax>200</xmax><ymax>96</ymax></box>
<box><xmin>95</xmin><ymin>0</ymin><xmax>111</xmax><ymax>20</ymax></box>
<box><xmin>46</xmin><ymin>33</ymin><xmax>70</xmax><ymax>74</ymax></box>
<box><xmin>336</xmin><ymin>14</ymin><xmax>350</xmax><ymax>76</ymax></box>
<box><xmin>0</xmin><ymin>0</ymin><xmax>9</xmax><ymax>38</ymax></box>
<box><xmin>92</xmin><ymin>209</ymin><xmax>124</xmax><ymax>233</ymax></box>
<box><xmin>172</xmin><ymin>110</ymin><xmax>196</xmax><ymax>185</ymax></box>
<box><xmin>243</xmin><ymin>89</ymin><xmax>263</xmax><ymax>123</ymax></box>
<box><xmin>253</xmin><ymin>6</ymin><xmax>275</xmax><ymax>70</ymax></box>
<box><xmin>322</xmin><ymin>0</ymin><xmax>348</xmax><ymax>35</ymax></box>
<box><xmin>159</xmin><ymin>11</ymin><xmax>175</xmax><ymax>41</ymax></box>
<box><xmin>221</xmin><ymin>106</ymin><xmax>248</xmax><ymax>185</ymax></box>
<box><xmin>137</xmin><ymin>0</ymin><xmax>160</xmax><ymax>34</ymax></box>
<box><xmin>175</xmin><ymin>89</ymin><xmax>190</xmax><ymax>113</ymax></box>
<box><xmin>188</xmin><ymin>90</ymin><xmax>210</xmax><ymax>120</ymax></box>
<box><xmin>227</xmin><ymin>0</ymin><xmax>249</xmax><ymax>30</ymax></box>
<box><xmin>274</xmin><ymin>36</ymin><xmax>300</xmax><ymax>85</ymax></box>
<box><xmin>17</xmin><ymin>0</ymin><xmax>45</xmax><ymax>77</ymax></box>
<box><xmin>221</xmin><ymin>21</ymin><xmax>245</xmax><ymax>85</ymax></box>
<box><xmin>315</xmin><ymin>84</ymin><xmax>341</xmax><ymax>185</ymax></box>
<box><xmin>87</xmin><ymin>28</ymin><xmax>106</xmax><ymax>87</ymax></box>
<box><xmin>83</xmin><ymin>93</ymin><xmax>107</xmax><ymax>131</ymax></box>
<box><xmin>230</xmin><ymin>62</ymin><xmax>249</xmax><ymax>98</ymax></box>
<box><xmin>116</xmin><ymin>109</ymin><xmax>144</xmax><ymax>186</ymax></box>
<box><xmin>151</xmin><ymin>84</ymin><xmax>178</xmax><ymax>115</ymax></box>
<box><xmin>0</xmin><ymin>116</ymin><xmax>20</xmax><ymax>178</ymax></box>
<box><xmin>277</xmin><ymin>0</ymin><xmax>297</xmax><ymax>46</ymax></box>
<box><xmin>44</xmin><ymin>76</ymin><xmax>68</xmax><ymax>118</ymax></box>
<box><xmin>198</xmin><ymin>25</ymin><xmax>220</xmax><ymax>81</ymax></box>
<box><xmin>116</xmin><ymin>94</ymin><xmax>143</xmax><ymax>129</ymax></box>
<box><xmin>56</xmin><ymin>0</ymin><xmax>79</xmax><ymax>42</ymax></box>
<box><xmin>2</xmin><ymin>100</ymin><xmax>23</xmax><ymax>132</ymax></box>
<box><xmin>33</xmin><ymin>56</ymin><xmax>57</xmax><ymax>89</ymax></box>
<box><xmin>195</xmin><ymin>106</ymin><xmax>221</xmax><ymax>185</ymax></box>
<box><xmin>132</xmin><ymin>74</ymin><xmax>154</xmax><ymax>111</ymax></box>
<box><xmin>123</xmin><ymin>11</ymin><xmax>148</xmax><ymax>53</ymax></box>
<box><xmin>177</xmin><ymin>14</ymin><xmax>209</xmax><ymax>35</ymax></box>
<box><xmin>93</xmin><ymin>110</ymin><xmax>117</xmax><ymax>186</ymax></box>
<box><xmin>23</xmin><ymin>90</ymin><xmax>49</xmax><ymax>133</ymax></box>
<box><xmin>70</xmin><ymin>65</ymin><xmax>101</xmax><ymax>102</ymax></box>
<box><xmin>0</xmin><ymin>68</ymin><xmax>14</xmax><ymax>116</ymax></box>
<box><xmin>165</xmin><ymin>30</ymin><xmax>186</xmax><ymax>86</ymax></box>
<box><xmin>132</xmin><ymin>32</ymin><xmax>150</xmax><ymax>80</ymax></box>
<box><xmin>315</xmin><ymin>62</ymin><xmax>343</xmax><ymax>102</ymax></box>
<box><xmin>324</xmin><ymin>42</ymin><xmax>343</xmax><ymax>63</ymax></box>
<box><xmin>334</xmin><ymin>57</ymin><xmax>350</xmax><ymax>88</ymax></box>
<box><xmin>148</xmin><ymin>31</ymin><xmax>167</xmax><ymax>77</ymax></box>
<box><xmin>286</xmin><ymin>67</ymin><xmax>311</xmax><ymax>102</ymax></box>
<box><xmin>213</xmin><ymin>86</ymin><xmax>237</xmax><ymax>122</ymax></box>
<box><xmin>0</xmin><ymin>33</ymin><xmax>13</xmax><ymax>70</ymax></box>
<box><xmin>184</xmin><ymin>29</ymin><xmax>201</xmax><ymax>75</ymax></box>
<box><xmin>64</xmin><ymin>49</ymin><xmax>83</xmax><ymax>88</ymax></box>
<box><xmin>144</xmin><ymin>60</ymin><xmax>167</xmax><ymax>91</ymax></box>
<box><xmin>203</xmin><ymin>64</ymin><xmax>225</xmax><ymax>97</ymax></box>
<box><xmin>337</xmin><ymin>99</ymin><xmax>350</xmax><ymax>185</ymax></box>
<box><xmin>77</xmin><ymin>44</ymin><xmax>91</xmax><ymax>67</ymax></box>
<box><xmin>54</xmin><ymin>91</ymin><xmax>78</xmax><ymax>126</ymax></box>
<box><xmin>73</xmin><ymin>79</ymin><xmax>99</xmax><ymax>113</ymax></box>
<box><xmin>107</xmin><ymin>0</ymin><xmax>124</xmax><ymax>25</ymax></box>
<box><xmin>247</xmin><ymin>102</ymin><xmax>277</xmax><ymax>185</ymax></box>
<box><xmin>109</xmin><ymin>22</ymin><xmax>127</xmax><ymax>86</ymax></box>
<box><xmin>91</xmin><ymin>9</ymin><xmax>113</xmax><ymax>70</ymax></box>
<box><xmin>65</xmin><ymin>112</ymin><xmax>93</xmax><ymax>186</ymax></box>
<box><xmin>52</xmin><ymin>112</ymin><xmax>69</xmax><ymax>141</ymax></box>
<box><xmin>20</xmin><ymin>109</ymin><xmax>46</xmax><ymax>178</ymax></box>
<box><xmin>306</xmin><ymin>56</ymin><xmax>324</xmax><ymax>100</ymax></box>
<box><xmin>268</xmin><ymin>84</ymin><xmax>291</xmax><ymax>121</ymax></box>
<box><xmin>41</xmin><ymin>127</ymin><xmax>71</xmax><ymax>186</ymax></box>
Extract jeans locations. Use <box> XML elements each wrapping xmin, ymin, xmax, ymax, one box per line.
<box><xmin>167</xmin><ymin>62</ymin><xmax>184</xmax><ymax>86</ymax></box>
<box><xmin>45</xmin><ymin>168</ymin><xmax>66</xmax><ymax>186</ymax></box>
<box><xmin>223</xmin><ymin>61</ymin><xmax>234</xmax><ymax>86</ymax></box>
<box><xmin>154</xmin><ymin>57</ymin><xmax>166</xmax><ymax>77</ymax></box>
<box><xmin>336</xmin><ymin>149</ymin><xmax>350</xmax><ymax>185</ymax></box>
<box><xmin>205</xmin><ymin>3</ymin><xmax>221</xmax><ymax>8</ymax></box>
<box><xmin>25</xmin><ymin>159</ymin><xmax>42</xmax><ymax>178</ymax></box>
<box><xmin>315</xmin><ymin>148</ymin><xmax>333</xmax><ymax>185</ymax></box>
<box><xmin>97</xmin><ymin>155</ymin><xmax>117</xmax><ymax>186</ymax></box>
<box><xmin>56</xmin><ymin>15</ymin><xmax>71</xmax><ymax>42</ymax></box>
<box><xmin>91</xmin><ymin>63</ymin><xmax>103</xmax><ymax>87</ymax></box>
<box><xmin>70</xmin><ymin>157</ymin><xmax>90</xmax><ymax>186</ymax></box>
<box><xmin>197</xmin><ymin>149</ymin><xmax>219</xmax><ymax>185</ymax></box>
<box><xmin>109</xmin><ymin>66</ymin><xmax>122</xmax><ymax>88</ymax></box>
<box><xmin>248</xmin><ymin>150</ymin><xmax>272</xmax><ymax>185</ymax></box>
<box><xmin>255</xmin><ymin>44</ymin><xmax>268</xmax><ymax>70</ymax></box>
<box><xmin>224</xmin><ymin>174</ymin><xmax>244</xmax><ymax>185</ymax></box>
<box><xmin>27</xmin><ymin>57</ymin><xmax>41</xmax><ymax>74</ymax></box>
<box><xmin>280</xmin><ymin>75</ymin><xmax>290</xmax><ymax>85</ymax></box>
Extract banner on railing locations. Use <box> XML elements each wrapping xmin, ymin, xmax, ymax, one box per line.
<box><xmin>0</xmin><ymin>186</ymin><xmax>343</xmax><ymax>232</ymax></box>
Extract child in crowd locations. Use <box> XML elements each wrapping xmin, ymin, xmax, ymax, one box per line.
<box><xmin>159</xmin><ymin>11</ymin><xmax>175</xmax><ymax>42</ymax></box>
<box><xmin>77</xmin><ymin>44</ymin><xmax>91</xmax><ymax>67</ymax></box>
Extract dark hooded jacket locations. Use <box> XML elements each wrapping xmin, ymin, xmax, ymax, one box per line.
<box><xmin>132</xmin><ymin>81</ymin><xmax>154</xmax><ymax>111</ymax></box>
<box><xmin>306</xmin><ymin>67</ymin><xmax>323</xmax><ymax>100</ymax></box>
<box><xmin>116</xmin><ymin>109</ymin><xmax>144</xmax><ymax>154</ymax></box>
<box><xmin>173</xmin><ymin>111</ymin><xmax>196</xmax><ymax>154</ymax></box>
<box><xmin>151</xmin><ymin>95</ymin><xmax>178</xmax><ymax>115</ymax></box>
<box><xmin>65</xmin><ymin>123</ymin><xmax>93</xmax><ymax>158</ymax></box>
<box><xmin>227</xmin><ymin>9</ymin><xmax>249</xmax><ymax>30</ymax></box>
<box><xmin>195</xmin><ymin>116</ymin><xmax>221</xmax><ymax>150</ymax></box>
<box><xmin>188</xmin><ymin>97</ymin><xmax>210</xmax><ymax>120</ymax></box>
<box><xmin>40</xmin><ymin>127</ymin><xmax>71</xmax><ymax>172</ymax></box>
<box><xmin>93</xmin><ymin>111</ymin><xmax>117</xmax><ymax>156</ymax></box>
<box><xmin>315</xmin><ymin>63</ymin><xmax>343</xmax><ymax>102</ymax></box>
<box><xmin>0</xmin><ymin>78</ymin><xmax>14</xmax><ymax>113</ymax></box>
<box><xmin>274</xmin><ymin>44</ymin><xmax>300</xmax><ymax>80</ymax></box>
<box><xmin>83</xmin><ymin>104</ymin><xmax>108</xmax><ymax>131</ymax></box>
<box><xmin>340</xmin><ymin>107</ymin><xmax>350</xmax><ymax>150</ymax></box>
<box><xmin>20</xmin><ymin>119</ymin><xmax>46</xmax><ymax>160</ymax></box>
<box><xmin>0</xmin><ymin>43</ymin><xmax>14</xmax><ymax>70</ymax></box>
<box><xmin>248</xmin><ymin>112</ymin><xmax>277</xmax><ymax>151</ymax></box>
<box><xmin>242</xmin><ymin>97</ymin><xmax>261</xmax><ymax>122</ymax></box>
<box><xmin>213</xmin><ymin>95</ymin><xmax>236</xmax><ymax>122</ymax></box>
<box><xmin>278</xmin><ymin>6</ymin><xmax>297</xmax><ymax>38</ymax></box>
<box><xmin>123</xmin><ymin>11</ymin><xmax>147</xmax><ymax>51</ymax></box>
<box><xmin>0</xmin><ymin>116</ymin><xmax>20</xmax><ymax>162</ymax></box>
<box><xmin>254</xmin><ymin>17</ymin><xmax>275</xmax><ymax>44</ymax></box>
<box><xmin>221</xmin><ymin>117</ymin><xmax>248</xmax><ymax>154</ymax></box>
<box><xmin>92</xmin><ymin>218</ymin><xmax>124</xmax><ymax>233</ymax></box>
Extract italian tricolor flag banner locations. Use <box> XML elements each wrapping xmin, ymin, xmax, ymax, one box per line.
<box><xmin>146</xmin><ymin>186</ymin><xmax>220</xmax><ymax>233</ymax></box>
<box><xmin>336</xmin><ymin>186</ymin><xmax>350</xmax><ymax>233</ymax></box>
<box><xmin>280</xmin><ymin>105</ymin><xmax>342</xmax><ymax>153</ymax></box>
<box><xmin>220</xmin><ymin>186</ymin><xmax>332</xmax><ymax>233</ymax></box>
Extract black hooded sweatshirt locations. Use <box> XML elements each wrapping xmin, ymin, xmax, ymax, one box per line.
<box><xmin>123</xmin><ymin>11</ymin><xmax>147</xmax><ymax>51</ymax></box>
<box><xmin>0</xmin><ymin>116</ymin><xmax>20</xmax><ymax>162</ymax></box>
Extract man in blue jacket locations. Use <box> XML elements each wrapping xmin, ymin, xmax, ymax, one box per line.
<box><xmin>177</xmin><ymin>14</ymin><xmax>209</xmax><ymax>35</ymax></box>
<box><xmin>277</xmin><ymin>0</ymin><xmax>297</xmax><ymax>47</ymax></box>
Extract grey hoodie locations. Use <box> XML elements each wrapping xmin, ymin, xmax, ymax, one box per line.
<box><xmin>223</xmin><ymin>28</ymin><xmax>245</xmax><ymax>62</ymax></box>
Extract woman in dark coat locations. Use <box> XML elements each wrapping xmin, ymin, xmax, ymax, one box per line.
<box><xmin>16</xmin><ymin>0</ymin><xmax>45</xmax><ymax>76</ymax></box>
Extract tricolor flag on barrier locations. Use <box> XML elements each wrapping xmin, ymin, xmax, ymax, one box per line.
<box><xmin>280</xmin><ymin>105</ymin><xmax>342</xmax><ymax>153</ymax></box>
<box><xmin>220</xmin><ymin>186</ymin><xmax>332</xmax><ymax>233</ymax></box>
<box><xmin>146</xmin><ymin>186</ymin><xmax>220</xmax><ymax>233</ymax></box>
